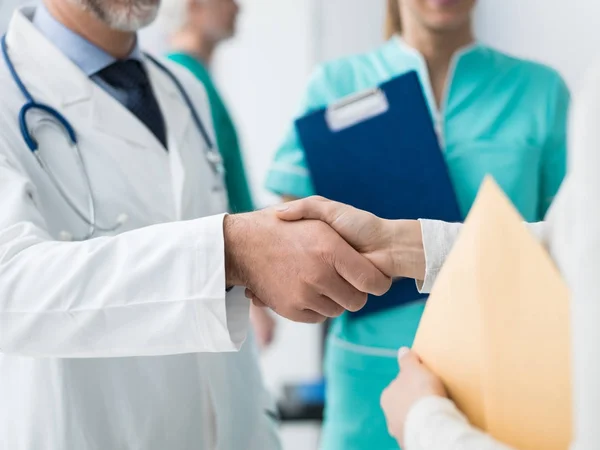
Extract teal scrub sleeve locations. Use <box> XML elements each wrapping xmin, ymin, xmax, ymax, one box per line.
<box><xmin>538</xmin><ymin>75</ymin><xmax>570</xmax><ymax>219</ymax></box>
<box><xmin>265</xmin><ymin>66</ymin><xmax>336</xmax><ymax>199</ymax></box>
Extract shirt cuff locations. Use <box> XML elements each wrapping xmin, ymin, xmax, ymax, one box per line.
<box><xmin>193</xmin><ymin>214</ymin><xmax>249</xmax><ymax>351</ymax></box>
<box><xmin>404</xmin><ymin>396</ymin><xmax>467</xmax><ymax>450</ymax></box>
<box><xmin>416</xmin><ymin>219</ymin><xmax>463</xmax><ymax>293</ymax></box>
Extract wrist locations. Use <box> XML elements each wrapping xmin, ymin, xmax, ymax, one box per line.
<box><xmin>384</xmin><ymin>219</ymin><xmax>425</xmax><ymax>280</ymax></box>
<box><xmin>223</xmin><ymin>214</ymin><xmax>248</xmax><ymax>287</ymax></box>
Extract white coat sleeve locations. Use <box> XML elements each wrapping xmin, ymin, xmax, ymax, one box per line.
<box><xmin>0</xmin><ymin>152</ymin><xmax>249</xmax><ymax>358</ymax></box>
<box><xmin>416</xmin><ymin>220</ymin><xmax>549</xmax><ymax>294</ymax></box>
<box><xmin>404</xmin><ymin>397</ymin><xmax>516</xmax><ymax>450</ymax></box>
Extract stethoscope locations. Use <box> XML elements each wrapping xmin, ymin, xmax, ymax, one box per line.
<box><xmin>1</xmin><ymin>34</ymin><xmax>224</xmax><ymax>241</ymax></box>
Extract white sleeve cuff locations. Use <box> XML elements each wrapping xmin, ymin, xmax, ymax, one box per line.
<box><xmin>224</xmin><ymin>287</ymin><xmax>251</xmax><ymax>349</ymax></box>
<box><xmin>404</xmin><ymin>397</ymin><xmax>468</xmax><ymax>450</ymax></box>
<box><xmin>416</xmin><ymin>219</ymin><xmax>463</xmax><ymax>293</ymax></box>
<box><xmin>192</xmin><ymin>214</ymin><xmax>249</xmax><ymax>352</ymax></box>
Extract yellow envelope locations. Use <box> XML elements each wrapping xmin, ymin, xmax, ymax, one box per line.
<box><xmin>413</xmin><ymin>178</ymin><xmax>572</xmax><ymax>450</ymax></box>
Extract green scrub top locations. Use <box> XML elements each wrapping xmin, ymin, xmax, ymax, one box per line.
<box><xmin>266</xmin><ymin>38</ymin><xmax>569</xmax><ymax>450</ymax></box>
<box><xmin>167</xmin><ymin>52</ymin><xmax>255</xmax><ymax>213</ymax></box>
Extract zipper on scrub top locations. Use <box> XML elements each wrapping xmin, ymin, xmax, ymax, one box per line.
<box><xmin>417</xmin><ymin>49</ymin><xmax>462</xmax><ymax>152</ymax></box>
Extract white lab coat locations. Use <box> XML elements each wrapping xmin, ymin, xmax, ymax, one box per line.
<box><xmin>0</xmin><ymin>8</ymin><xmax>280</xmax><ymax>450</ymax></box>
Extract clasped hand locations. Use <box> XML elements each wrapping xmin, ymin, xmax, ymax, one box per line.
<box><xmin>230</xmin><ymin>197</ymin><xmax>446</xmax><ymax>448</ymax></box>
<box><xmin>229</xmin><ymin>196</ymin><xmax>425</xmax><ymax>323</ymax></box>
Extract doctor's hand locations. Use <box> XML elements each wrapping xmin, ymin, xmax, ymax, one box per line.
<box><xmin>223</xmin><ymin>210</ymin><xmax>392</xmax><ymax>323</ymax></box>
<box><xmin>381</xmin><ymin>348</ymin><xmax>448</xmax><ymax>447</ymax></box>
<box><xmin>275</xmin><ymin>197</ymin><xmax>426</xmax><ymax>280</ymax></box>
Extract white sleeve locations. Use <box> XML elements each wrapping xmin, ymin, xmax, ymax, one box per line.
<box><xmin>417</xmin><ymin>219</ymin><xmax>549</xmax><ymax>294</ymax></box>
<box><xmin>0</xmin><ymin>152</ymin><xmax>249</xmax><ymax>358</ymax></box>
<box><xmin>565</xmin><ymin>64</ymin><xmax>600</xmax><ymax>450</ymax></box>
<box><xmin>404</xmin><ymin>397</ymin><xmax>515</xmax><ymax>450</ymax></box>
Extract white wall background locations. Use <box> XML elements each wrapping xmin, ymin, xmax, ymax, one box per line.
<box><xmin>474</xmin><ymin>0</ymin><xmax>597</xmax><ymax>90</ymax></box>
<box><xmin>0</xmin><ymin>0</ymin><xmax>26</xmax><ymax>31</ymax></box>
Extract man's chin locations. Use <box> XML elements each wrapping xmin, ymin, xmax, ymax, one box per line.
<box><xmin>107</xmin><ymin>7</ymin><xmax>160</xmax><ymax>32</ymax></box>
<box><xmin>70</xmin><ymin>0</ymin><xmax>161</xmax><ymax>32</ymax></box>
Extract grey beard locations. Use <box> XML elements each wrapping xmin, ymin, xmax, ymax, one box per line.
<box><xmin>67</xmin><ymin>0</ymin><xmax>160</xmax><ymax>32</ymax></box>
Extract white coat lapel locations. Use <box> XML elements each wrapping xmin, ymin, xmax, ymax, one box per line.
<box><xmin>6</xmin><ymin>8</ymin><xmax>168</xmax><ymax>156</ymax></box>
<box><xmin>5</xmin><ymin>8</ymin><xmax>177</xmax><ymax>225</ymax></box>
<box><xmin>5</xmin><ymin>8</ymin><xmax>92</xmax><ymax>111</ymax></box>
<box><xmin>89</xmin><ymin>86</ymin><xmax>168</xmax><ymax>154</ymax></box>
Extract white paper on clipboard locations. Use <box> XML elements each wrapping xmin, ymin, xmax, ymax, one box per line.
<box><xmin>325</xmin><ymin>88</ymin><xmax>390</xmax><ymax>132</ymax></box>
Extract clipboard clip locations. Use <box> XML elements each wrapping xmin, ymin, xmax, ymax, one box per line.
<box><xmin>325</xmin><ymin>87</ymin><xmax>390</xmax><ymax>132</ymax></box>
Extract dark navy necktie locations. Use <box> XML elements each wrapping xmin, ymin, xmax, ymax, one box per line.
<box><xmin>96</xmin><ymin>59</ymin><xmax>168</xmax><ymax>149</ymax></box>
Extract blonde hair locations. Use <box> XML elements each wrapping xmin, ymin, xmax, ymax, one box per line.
<box><xmin>385</xmin><ymin>0</ymin><xmax>402</xmax><ymax>39</ymax></box>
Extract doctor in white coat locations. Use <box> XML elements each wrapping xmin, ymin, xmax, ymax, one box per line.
<box><xmin>0</xmin><ymin>1</ymin><xmax>392</xmax><ymax>449</ymax></box>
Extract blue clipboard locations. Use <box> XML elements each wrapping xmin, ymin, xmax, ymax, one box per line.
<box><xmin>295</xmin><ymin>71</ymin><xmax>462</xmax><ymax>318</ymax></box>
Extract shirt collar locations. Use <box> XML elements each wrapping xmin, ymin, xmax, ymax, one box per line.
<box><xmin>393</xmin><ymin>35</ymin><xmax>481</xmax><ymax>60</ymax></box>
<box><xmin>32</xmin><ymin>3</ymin><xmax>143</xmax><ymax>77</ymax></box>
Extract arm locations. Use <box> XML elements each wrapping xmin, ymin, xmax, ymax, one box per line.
<box><xmin>276</xmin><ymin>198</ymin><xmax>549</xmax><ymax>293</ymax></box>
<box><xmin>381</xmin><ymin>349</ymin><xmax>515</xmax><ymax>450</ymax></box>
<box><xmin>0</xmin><ymin>153</ymin><xmax>391</xmax><ymax>358</ymax></box>
<box><xmin>0</xmin><ymin>152</ymin><xmax>240</xmax><ymax>358</ymax></box>
<box><xmin>565</xmin><ymin>64</ymin><xmax>600</xmax><ymax>450</ymax></box>
<box><xmin>417</xmin><ymin>219</ymin><xmax>549</xmax><ymax>293</ymax></box>
<box><xmin>404</xmin><ymin>397</ymin><xmax>515</xmax><ymax>450</ymax></box>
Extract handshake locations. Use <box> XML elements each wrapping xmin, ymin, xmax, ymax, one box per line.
<box><xmin>224</xmin><ymin>197</ymin><xmax>426</xmax><ymax>323</ymax></box>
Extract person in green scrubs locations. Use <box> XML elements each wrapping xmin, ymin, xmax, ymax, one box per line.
<box><xmin>266</xmin><ymin>0</ymin><xmax>569</xmax><ymax>449</ymax></box>
<box><xmin>152</xmin><ymin>0</ymin><xmax>276</xmax><ymax>348</ymax></box>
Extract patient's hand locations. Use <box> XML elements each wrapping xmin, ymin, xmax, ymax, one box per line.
<box><xmin>275</xmin><ymin>196</ymin><xmax>425</xmax><ymax>279</ymax></box>
<box><xmin>381</xmin><ymin>348</ymin><xmax>447</xmax><ymax>447</ymax></box>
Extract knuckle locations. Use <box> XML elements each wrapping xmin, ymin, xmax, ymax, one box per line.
<box><xmin>326</xmin><ymin>302</ymin><xmax>345</xmax><ymax>318</ymax></box>
<box><xmin>303</xmin><ymin>311</ymin><xmax>326</xmax><ymax>324</ymax></box>
<box><xmin>357</xmin><ymin>270</ymin><xmax>378</xmax><ymax>291</ymax></box>
<box><xmin>357</xmin><ymin>270</ymin><xmax>390</xmax><ymax>296</ymax></box>
<box><xmin>303</xmin><ymin>270</ymin><xmax>325</xmax><ymax>289</ymax></box>
<box><xmin>346</xmin><ymin>290</ymin><xmax>368</xmax><ymax>312</ymax></box>
<box><xmin>294</xmin><ymin>293</ymin><xmax>314</xmax><ymax>311</ymax></box>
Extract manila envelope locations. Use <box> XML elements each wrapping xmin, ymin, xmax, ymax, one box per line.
<box><xmin>413</xmin><ymin>178</ymin><xmax>571</xmax><ymax>450</ymax></box>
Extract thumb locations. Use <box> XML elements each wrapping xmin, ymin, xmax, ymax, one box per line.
<box><xmin>275</xmin><ymin>196</ymin><xmax>348</xmax><ymax>224</ymax></box>
<box><xmin>397</xmin><ymin>347</ymin><xmax>420</xmax><ymax>369</ymax></box>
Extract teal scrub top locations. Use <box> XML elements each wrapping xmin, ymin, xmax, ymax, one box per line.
<box><xmin>265</xmin><ymin>38</ymin><xmax>569</xmax><ymax>352</ymax></box>
<box><xmin>167</xmin><ymin>52</ymin><xmax>255</xmax><ymax>213</ymax></box>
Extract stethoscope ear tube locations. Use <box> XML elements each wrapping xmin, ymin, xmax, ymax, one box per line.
<box><xmin>2</xmin><ymin>32</ymin><xmax>126</xmax><ymax>240</ymax></box>
<box><xmin>1</xmin><ymin>34</ymin><xmax>221</xmax><ymax>240</ymax></box>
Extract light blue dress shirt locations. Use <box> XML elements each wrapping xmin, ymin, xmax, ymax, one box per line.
<box><xmin>32</xmin><ymin>3</ymin><xmax>143</xmax><ymax>104</ymax></box>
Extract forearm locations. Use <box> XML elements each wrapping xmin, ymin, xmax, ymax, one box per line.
<box><xmin>0</xmin><ymin>216</ymin><xmax>249</xmax><ymax>358</ymax></box>
<box><xmin>385</xmin><ymin>220</ymin><xmax>549</xmax><ymax>293</ymax></box>
<box><xmin>404</xmin><ymin>397</ymin><xmax>515</xmax><ymax>450</ymax></box>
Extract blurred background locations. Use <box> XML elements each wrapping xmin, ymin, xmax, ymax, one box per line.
<box><xmin>0</xmin><ymin>0</ymin><xmax>594</xmax><ymax>448</ymax></box>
